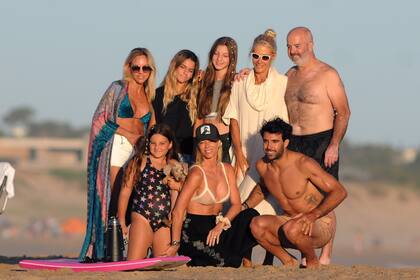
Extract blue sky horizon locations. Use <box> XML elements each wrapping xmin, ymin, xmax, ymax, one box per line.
<box><xmin>1</xmin><ymin>1</ymin><xmax>419</xmax><ymax>147</ymax></box>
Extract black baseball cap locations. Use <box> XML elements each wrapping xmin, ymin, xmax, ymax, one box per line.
<box><xmin>195</xmin><ymin>124</ymin><xmax>220</xmax><ymax>142</ymax></box>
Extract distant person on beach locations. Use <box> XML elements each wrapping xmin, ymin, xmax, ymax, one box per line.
<box><xmin>249</xmin><ymin>118</ymin><xmax>347</xmax><ymax>268</ymax></box>
<box><xmin>195</xmin><ymin>37</ymin><xmax>238</xmax><ymax>163</ymax></box>
<box><xmin>284</xmin><ymin>26</ymin><xmax>350</xmax><ymax>264</ymax></box>
<box><xmin>163</xmin><ymin>124</ymin><xmax>258</xmax><ymax>267</ymax></box>
<box><xmin>80</xmin><ymin>48</ymin><xmax>156</xmax><ymax>261</ymax></box>
<box><xmin>152</xmin><ymin>50</ymin><xmax>200</xmax><ymax>165</ymax></box>
<box><xmin>118</xmin><ymin>124</ymin><xmax>184</xmax><ymax>260</ymax></box>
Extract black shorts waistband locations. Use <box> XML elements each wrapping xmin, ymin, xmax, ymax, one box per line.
<box><xmin>291</xmin><ymin>129</ymin><xmax>333</xmax><ymax>141</ymax></box>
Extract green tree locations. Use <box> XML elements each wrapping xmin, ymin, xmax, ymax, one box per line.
<box><xmin>3</xmin><ymin>106</ymin><xmax>35</xmax><ymax>126</ymax></box>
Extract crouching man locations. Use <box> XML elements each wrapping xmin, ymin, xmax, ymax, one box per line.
<box><xmin>249</xmin><ymin>118</ymin><xmax>347</xmax><ymax>268</ymax></box>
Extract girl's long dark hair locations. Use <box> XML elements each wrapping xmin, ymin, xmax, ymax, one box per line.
<box><xmin>122</xmin><ymin>124</ymin><xmax>179</xmax><ymax>188</ymax></box>
<box><xmin>197</xmin><ymin>37</ymin><xmax>238</xmax><ymax>119</ymax></box>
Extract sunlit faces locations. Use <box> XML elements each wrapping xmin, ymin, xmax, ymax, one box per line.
<box><xmin>251</xmin><ymin>44</ymin><xmax>275</xmax><ymax>75</ymax></box>
<box><xmin>287</xmin><ymin>32</ymin><xmax>312</xmax><ymax>66</ymax></box>
<box><xmin>130</xmin><ymin>55</ymin><xmax>152</xmax><ymax>85</ymax></box>
<box><xmin>212</xmin><ymin>45</ymin><xmax>230</xmax><ymax>71</ymax></box>
<box><xmin>149</xmin><ymin>134</ymin><xmax>173</xmax><ymax>159</ymax></box>
<box><xmin>175</xmin><ymin>58</ymin><xmax>195</xmax><ymax>84</ymax></box>
<box><xmin>262</xmin><ymin>132</ymin><xmax>288</xmax><ymax>161</ymax></box>
<box><xmin>198</xmin><ymin>139</ymin><xmax>220</xmax><ymax>159</ymax></box>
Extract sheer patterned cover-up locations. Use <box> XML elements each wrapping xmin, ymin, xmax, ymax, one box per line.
<box><xmin>79</xmin><ymin>80</ymin><xmax>133</xmax><ymax>261</ymax></box>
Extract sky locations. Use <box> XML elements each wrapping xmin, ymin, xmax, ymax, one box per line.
<box><xmin>1</xmin><ymin>0</ymin><xmax>419</xmax><ymax>147</ymax></box>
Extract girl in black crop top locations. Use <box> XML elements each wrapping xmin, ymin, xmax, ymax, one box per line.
<box><xmin>152</xmin><ymin>49</ymin><xmax>200</xmax><ymax>164</ymax></box>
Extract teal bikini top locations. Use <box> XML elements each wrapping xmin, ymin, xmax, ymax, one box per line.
<box><xmin>118</xmin><ymin>94</ymin><xmax>151</xmax><ymax>131</ymax></box>
<box><xmin>140</xmin><ymin>111</ymin><xmax>151</xmax><ymax>131</ymax></box>
<box><xmin>118</xmin><ymin>94</ymin><xmax>135</xmax><ymax>118</ymax></box>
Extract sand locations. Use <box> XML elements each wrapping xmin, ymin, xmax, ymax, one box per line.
<box><xmin>1</xmin><ymin>260</ymin><xmax>420</xmax><ymax>280</ymax></box>
<box><xmin>1</xmin><ymin>169</ymin><xmax>420</xmax><ymax>279</ymax></box>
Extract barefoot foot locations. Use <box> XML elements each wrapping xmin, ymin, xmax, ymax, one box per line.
<box><xmin>242</xmin><ymin>258</ymin><xmax>253</xmax><ymax>268</ymax></box>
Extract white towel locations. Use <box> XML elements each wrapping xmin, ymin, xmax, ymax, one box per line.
<box><xmin>0</xmin><ymin>162</ymin><xmax>15</xmax><ymax>198</ymax></box>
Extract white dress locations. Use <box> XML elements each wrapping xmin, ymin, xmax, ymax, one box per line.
<box><xmin>223</xmin><ymin>67</ymin><xmax>289</xmax><ymax>215</ymax></box>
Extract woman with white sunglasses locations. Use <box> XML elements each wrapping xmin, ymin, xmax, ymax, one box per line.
<box><xmin>223</xmin><ymin>29</ymin><xmax>289</xmax><ymax>214</ymax></box>
<box><xmin>222</xmin><ymin>29</ymin><xmax>289</xmax><ymax>265</ymax></box>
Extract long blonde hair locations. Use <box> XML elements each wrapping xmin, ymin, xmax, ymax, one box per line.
<box><xmin>160</xmin><ymin>49</ymin><xmax>200</xmax><ymax>123</ymax></box>
<box><xmin>123</xmin><ymin>47</ymin><xmax>157</xmax><ymax>101</ymax></box>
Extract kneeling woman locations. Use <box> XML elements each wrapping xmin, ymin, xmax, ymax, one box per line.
<box><xmin>165</xmin><ymin>124</ymin><xmax>258</xmax><ymax>267</ymax></box>
<box><xmin>118</xmin><ymin>124</ymin><xmax>183</xmax><ymax>260</ymax></box>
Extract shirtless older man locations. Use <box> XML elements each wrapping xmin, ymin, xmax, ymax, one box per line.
<box><xmin>285</xmin><ymin>26</ymin><xmax>350</xmax><ymax>179</ymax></box>
<box><xmin>285</xmin><ymin>27</ymin><xmax>350</xmax><ymax>264</ymax></box>
<box><xmin>249</xmin><ymin>118</ymin><xmax>347</xmax><ymax>268</ymax></box>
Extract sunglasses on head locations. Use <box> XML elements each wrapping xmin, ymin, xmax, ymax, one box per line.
<box><xmin>251</xmin><ymin>53</ymin><xmax>271</xmax><ymax>61</ymax></box>
<box><xmin>130</xmin><ymin>65</ymin><xmax>152</xmax><ymax>73</ymax></box>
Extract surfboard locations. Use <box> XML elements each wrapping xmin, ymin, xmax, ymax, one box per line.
<box><xmin>19</xmin><ymin>256</ymin><xmax>190</xmax><ymax>272</ymax></box>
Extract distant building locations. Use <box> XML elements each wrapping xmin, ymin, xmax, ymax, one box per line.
<box><xmin>0</xmin><ymin>137</ymin><xmax>88</xmax><ymax>169</ymax></box>
<box><xmin>400</xmin><ymin>148</ymin><xmax>418</xmax><ymax>164</ymax></box>
<box><xmin>11</xmin><ymin>124</ymin><xmax>28</xmax><ymax>138</ymax></box>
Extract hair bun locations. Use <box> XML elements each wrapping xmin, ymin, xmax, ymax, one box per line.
<box><xmin>264</xmin><ymin>29</ymin><xmax>276</xmax><ymax>39</ymax></box>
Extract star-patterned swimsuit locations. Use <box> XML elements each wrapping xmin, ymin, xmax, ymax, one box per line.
<box><xmin>132</xmin><ymin>156</ymin><xmax>171</xmax><ymax>232</ymax></box>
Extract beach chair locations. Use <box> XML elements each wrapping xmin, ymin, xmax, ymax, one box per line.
<box><xmin>0</xmin><ymin>175</ymin><xmax>8</xmax><ymax>214</ymax></box>
<box><xmin>0</xmin><ymin>162</ymin><xmax>15</xmax><ymax>215</ymax></box>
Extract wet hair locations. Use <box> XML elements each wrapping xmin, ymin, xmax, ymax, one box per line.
<box><xmin>160</xmin><ymin>49</ymin><xmax>200</xmax><ymax>123</ymax></box>
<box><xmin>251</xmin><ymin>28</ymin><xmax>277</xmax><ymax>54</ymax></box>
<box><xmin>123</xmin><ymin>47</ymin><xmax>157</xmax><ymax>101</ymax></box>
<box><xmin>197</xmin><ymin>37</ymin><xmax>238</xmax><ymax>119</ymax></box>
<box><xmin>259</xmin><ymin>118</ymin><xmax>292</xmax><ymax>141</ymax></box>
<box><xmin>122</xmin><ymin>123</ymin><xmax>179</xmax><ymax>187</ymax></box>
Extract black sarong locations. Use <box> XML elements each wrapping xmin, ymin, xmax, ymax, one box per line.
<box><xmin>179</xmin><ymin>208</ymin><xmax>259</xmax><ymax>267</ymax></box>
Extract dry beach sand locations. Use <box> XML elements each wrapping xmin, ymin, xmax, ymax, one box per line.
<box><xmin>1</xmin><ymin>169</ymin><xmax>420</xmax><ymax>279</ymax></box>
<box><xmin>1</xmin><ymin>260</ymin><xmax>420</xmax><ymax>280</ymax></box>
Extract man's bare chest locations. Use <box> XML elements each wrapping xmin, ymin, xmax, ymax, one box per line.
<box><xmin>263</xmin><ymin>167</ymin><xmax>307</xmax><ymax>200</ymax></box>
<box><xmin>285</xmin><ymin>75</ymin><xmax>326</xmax><ymax>105</ymax></box>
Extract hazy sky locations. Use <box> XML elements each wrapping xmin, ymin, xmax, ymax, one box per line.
<box><xmin>1</xmin><ymin>0</ymin><xmax>419</xmax><ymax>146</ymax></box>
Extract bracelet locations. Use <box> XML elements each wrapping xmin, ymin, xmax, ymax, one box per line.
<box><xmin>170</xmin><ymin>240</ymin><xmax>181</xmax><ymax>246</ymax></box>
<box><xmin>242</xmin><ymin>201</ymin><xmax>249</xmax><ymax>209</ymax></box>
<box><xmin>215</xmin><ymin>214</ymin><xmax>231</xmax><ymax>231</ymax></box>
